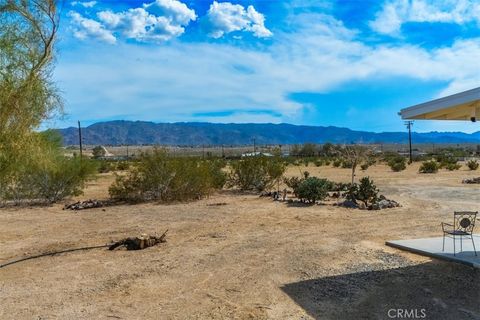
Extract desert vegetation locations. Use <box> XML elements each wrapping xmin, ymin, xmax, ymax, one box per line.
<box><xmin>109</xmin><ymin>149</ymin><xmax>226</xmax><ymax>203</ymax></box>
<box><xmin>0</xmin><ymin>1</ymin><xmax>98</xmax><ymax>205</ymax></box>
<box><xmin>227</xmin><ymin>155</ymin><xmax>285</xmax><ymax>191</ymax></box>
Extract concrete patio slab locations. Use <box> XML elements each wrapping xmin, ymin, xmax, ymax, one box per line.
<box><xmin>386</xmin><ymin>235</ymin><xmax>480</xmax><ymax>269</ymax></box>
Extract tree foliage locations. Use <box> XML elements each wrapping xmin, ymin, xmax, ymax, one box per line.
<box><xmin>0</xmin><ymin>0</ymin><xmax>63</xmax><ymax>200</ymax></box>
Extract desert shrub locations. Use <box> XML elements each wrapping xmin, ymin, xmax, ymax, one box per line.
<box><xmin>467</xmin><ymin>160</ymin><xmax>479</xmax><ymax>170</ymax></box>
<box><xmin>332</xmin><ymin>159</ymin><xmax>342</xmax><ymax>167</ymax></box>
<box><xmin>347</xmin><ymin>177</ymin><xmax>379</xmax><ymax>206</ymax></box>
<box><xmin>324</xmin><ymin>159</ymin><xmax>331</xmax><ymax>166</ymax></box>
<box><xmin>296</xmin><ymin>177</ymin><xmax>331</xmax><ymax>203</ymax></box>
<box><xmin>419</xmin><ymin>160</ymin><xmax>439</xmax><ymax>173</ymax></box>
<box><xmin>388</xmin><ymin>156</ymin><xmax>407</xmax><ymax>172</ymax></box>
<box><xmin>360</xmin><ymin>163</ymin><xmax>369</xmax><ymax>171</ymax></box>
<box><xmin>0</xmin><ymin>131</ymin><xmax>97</xmax><ymax>204</ymax></box>
<box><xmin>228</xmin><ymin>156</ymin><xmax>285</xmax><ymax>191</ymax></box>
<box><xmin>341</xmin><ymin>159</ymin><xmax>353</xmax><ymax>168</ymax></box>
<box><xmin>445</xmin><ymin>163</ymin><xmax>461</xmax><ymax>171</ymax></box>
<box><xmin>284</xmin><ymin>171</ymin><xmax>309</xmax><ymax>197</ymax></box>
<box><xmin>116</xmin><ymin>161</ymin><xmax>130</xmax><ymax>171</ymax></box>
<box><xmin>98</xmin><ymin>160</ymin><xmax>114</xmax><ymax>173</ymax></box>
<box><xmin>314</xmin><ymin>159</ymin><xmax>323</xmax><ymax>167</ymax></box>
<box><xmin>109</xmin><ymin>149</ymin><xmax>225</xmax><ymax>202</ymax></box>
<box><xmin>435</xmin><ymin>154</ymin><xmax>458</xmax><ymax>169</ymax></box>
<box><xmin>2</xmin><ymin>154</ymin><xmax>96</xmax><ymax>204</ymax></box>
<box><xmin>24</xmin><ymin>157</ymin><xmax>97</xmax><ymax>203</ymax></box>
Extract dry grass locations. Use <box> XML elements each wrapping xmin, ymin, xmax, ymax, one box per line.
<box><xmin>1</xmin><ymin>163</ymin><xmax>479</xmax><ymax>319</ymax></box>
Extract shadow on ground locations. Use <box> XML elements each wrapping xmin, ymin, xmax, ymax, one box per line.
<box><xmin>281</xmin><ymin>262</ymin><xmax>480</xmax><ymax>320</ymax></box>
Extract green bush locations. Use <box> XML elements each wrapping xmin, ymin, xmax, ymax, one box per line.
<box><xmin>445</xmin><ymin>163</ymin><xmax>461</xmax><ymax>171</ymax></box>
<box><xmin>284</xmin><ymin>171</ymin><xmax>309</xmax><ymax>197</ymax></box>
<box><xmin>228</xmin><ymin>156</ymin><xmax>285</xmax><ymax>191</ymax></box>
<box><xmin>2</xmin><ymin>156</ymin><xmax>96</xmax><ymax>204</ymax></box>
<box><xmin>388</xmin><ymin>156</ymin><xmax>407</xmax><ymax>172</ymax></box>
<box><xmin>467</xmin><ymin>160</ymin><xmax>479</xmax><ymax>170</ymax></box>
<box><xmin>347</xmin><ymin>177</ymin><xmax>379</xmax><ymax>206</ymax></box>
<box><xmin>28</xmin><ymin>157</ymin><xmax>97</xmax><ymax>203</ymax></box>
<box><xmin>332</xmin><ymin>159</ymin><xmax>342</xmax><ymax>167</ymax></box>
<box><xmin>98</xmin><ymin>160</ymin><xmax>114</xmax><ymax>173</ymax></box>
<box><xmin>341</xmin><ymin>160</ymin><xmax>353</xmax><ymax>169</ymax></box>
<box><xmin>109</xmin><ymin>149</ymin><xmax>226</xmax><ymax>202</ymax></box>
<box><xmin>0</xmin><ymin>131</ymin><xmax>97</xmax><ymax>204</ymax></box>
<box><xmin>296</xmin><ymin>177</ymin><xmax>331</xmax><ymax>203</ymax></box>
<box><xmin>419</xmin><ymin>160</ymin><xmax>439</xmax><ymax>173</ymax></box>
<box><xmin>116</xmin><ymin>161</ymin><xmax>129</xmax><ymax>171</ymax></box>
<box><xmin>314</xmin><ymin>159</ymin><xmax>323</xmax><ymax>167</ymax></box>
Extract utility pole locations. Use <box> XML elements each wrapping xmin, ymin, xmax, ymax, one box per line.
<box><xmin>78</xmin><ymin>121</ymin><xmax>83</xmax><ymax>159</ymax></box>
<box><xmin>405</xmin><ymin>121</ymin><xmax>413</xmax><ymax>163</ymax></box>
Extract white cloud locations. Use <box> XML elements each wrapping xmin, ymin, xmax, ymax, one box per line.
<box><xmin>144</xmin><ymin>0</ymin><xmax>196</xmax><ymax>25</ymax></box>
<box><xmin>206</xmin><ymin>1</ymin><xmax>272</xmax><ymax>38</ymax></box>
<box><xmin>370</xmin><ymin>0</ymin><xmax>480</xmax><ymax>35</ymax></box>
<box><xmin>71</xmin><ymin>1</ymin><xmax>97</xmax><ymax>8</ymax></box>
<box><xmin>70</xmin><ymin>0</ymin><xmax>196</xmax><ymax>43</ymax></box>
<box><xmin>58</xmin><ymin>12</ymin><xmax>480</xmax><ymax>131</ymax></box>
<box><xmin>68</xmin><ymin>11</ymin><xmax>116</xmax><ymax>44</ymax></box>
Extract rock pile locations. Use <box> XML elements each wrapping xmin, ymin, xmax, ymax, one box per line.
<box><xmin>64</xmin><ymin>199</ymin><xmax>112</xmax><ymax>210</ymax></box>
<box><xmin>335</xmin><ymin>195</ymin><xmax>401</xmax><ymax>210</ymax></box>
<box><xmin>462</xmin><ymin>177</ymin><xmax>480</xmax><ymax>184</ymax></box>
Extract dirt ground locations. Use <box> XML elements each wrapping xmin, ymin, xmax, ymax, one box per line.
<box><xmin>1</xmin><ymin>163</ymin><xmax>479</xmax><ymax>319</ymax></box>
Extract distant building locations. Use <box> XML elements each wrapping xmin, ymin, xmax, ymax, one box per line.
<box><xmin>241</xmin><ymin>152</ymin><xmax>273</xmax><ymax>157</ymax></box>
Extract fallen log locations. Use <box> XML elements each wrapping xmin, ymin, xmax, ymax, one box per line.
<box><xmin>108</xmin><ymin>230</ymin><xmax>168</xmax><ymax>251</ymax></box>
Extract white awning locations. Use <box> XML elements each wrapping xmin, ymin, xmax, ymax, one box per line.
<box><xmin>399</xmin><ymin>87</ymin><xmax>480</xmax><ymax>121</ymax></box>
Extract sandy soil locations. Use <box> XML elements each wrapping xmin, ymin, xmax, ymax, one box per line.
<box><xmin>1</xmin><ymin>163</ymin><xmax>479</xmax><ymax>319</ymax></box>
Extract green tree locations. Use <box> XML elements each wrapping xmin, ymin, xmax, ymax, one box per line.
<box><xmin>0</xmin><ymin>0</ymin><xmax>61</xmax><ymax>195</ymax></box>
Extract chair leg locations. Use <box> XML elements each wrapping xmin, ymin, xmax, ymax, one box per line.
<box><xmin>460</xmin><ymin>236</ymin><xmax>463</xmax><ymax>252</ymax></box>
<box><xmin>442</xmin><ymin>234</ymin><xmax>445</xmax><ymax>251</ymax></box>
<box><xmin>453</xmin><ymin>235</ymin><xmax>456</xmax><ymax>256</ymax></box>
<box><xmin>472</xmin><ymin>236</ymin><xmax>477</xmax><ymax>256</ymax></box>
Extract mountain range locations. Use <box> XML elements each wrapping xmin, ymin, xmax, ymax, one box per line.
<box><xmin>57</xmin><ymin>121</ymin><xmax>480</xmax><ymax>146</ymax></box>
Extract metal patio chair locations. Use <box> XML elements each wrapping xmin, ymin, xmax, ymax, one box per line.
<box><xmin>442</xmin><ymin>211</ymin><xmax>477</xmax><ymax>256</ymax></box>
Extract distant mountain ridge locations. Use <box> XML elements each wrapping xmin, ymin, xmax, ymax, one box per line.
<box><xmin>56</xmin><ymin>121</ymin><xmax>480</xmax><ymax>145</ymax></box>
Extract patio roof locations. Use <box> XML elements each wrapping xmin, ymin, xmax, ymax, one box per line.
<box><xmin>399</xmin><ymin>87</ymin><xmax>480</xmax><ymax>121</ymax></box>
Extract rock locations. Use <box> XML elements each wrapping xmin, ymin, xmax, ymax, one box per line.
<box><xmin>337</xmin><ymin>200</ymin><xmax>358</xmax><ymax>209</ymax></box>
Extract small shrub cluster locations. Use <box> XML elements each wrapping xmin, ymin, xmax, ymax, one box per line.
<box><xmin>228</xmin><ymin>156</ymin><xmax>285</xmax><ymax>192</ymax></box>
<box><xmin>388</xmin><ymin>156</ymin><xmax>407</xmax><ymax>172</ymax></box>
<box><xmin>467</xmin><ymin>160</ymin><xmax>479</xmax><ymax>170</ymax></box>
<box><xmin>296</xmin><ymin>177</ymin><xmax>332</xmax><ymax>203</ymax></box>
<box><xmin>445</xmin><ymin>163</ymin><xmax>461</xmax><ymax>171</ymax></box>
<box><xmin>109</xmin><ymin>149</ymin><xmax>226</xmax><ymax>203</ymax></box>
<box><xmin>284</xmin><ymin>171</ymin><xmax>309</xmax><ymax>198</ymax></box>
<box><xmin>419</xmin><ymin>160</ymin><xmax>439</xmax><ymax>173</ymax></box>
<box><xmin>97</xmin><ymin>160</ymin><xmax>131</xmax><ymax>173</ymax></box>
<box><xmin>346</xmin><ymin>177</ymin><xmax>379</xmax><ymax>207</ymax></box>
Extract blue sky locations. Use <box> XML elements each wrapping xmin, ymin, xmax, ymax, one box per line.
<box><xmin>50</xmin><ymin>0</ymin><xmax>480</xmax><ymax>132</ymax></box>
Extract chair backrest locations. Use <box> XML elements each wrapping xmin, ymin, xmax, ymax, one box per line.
<box><xmin>454</xmin><ymin>211</ymin><xmax>477</xmax><ymax>234</ymax></box>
